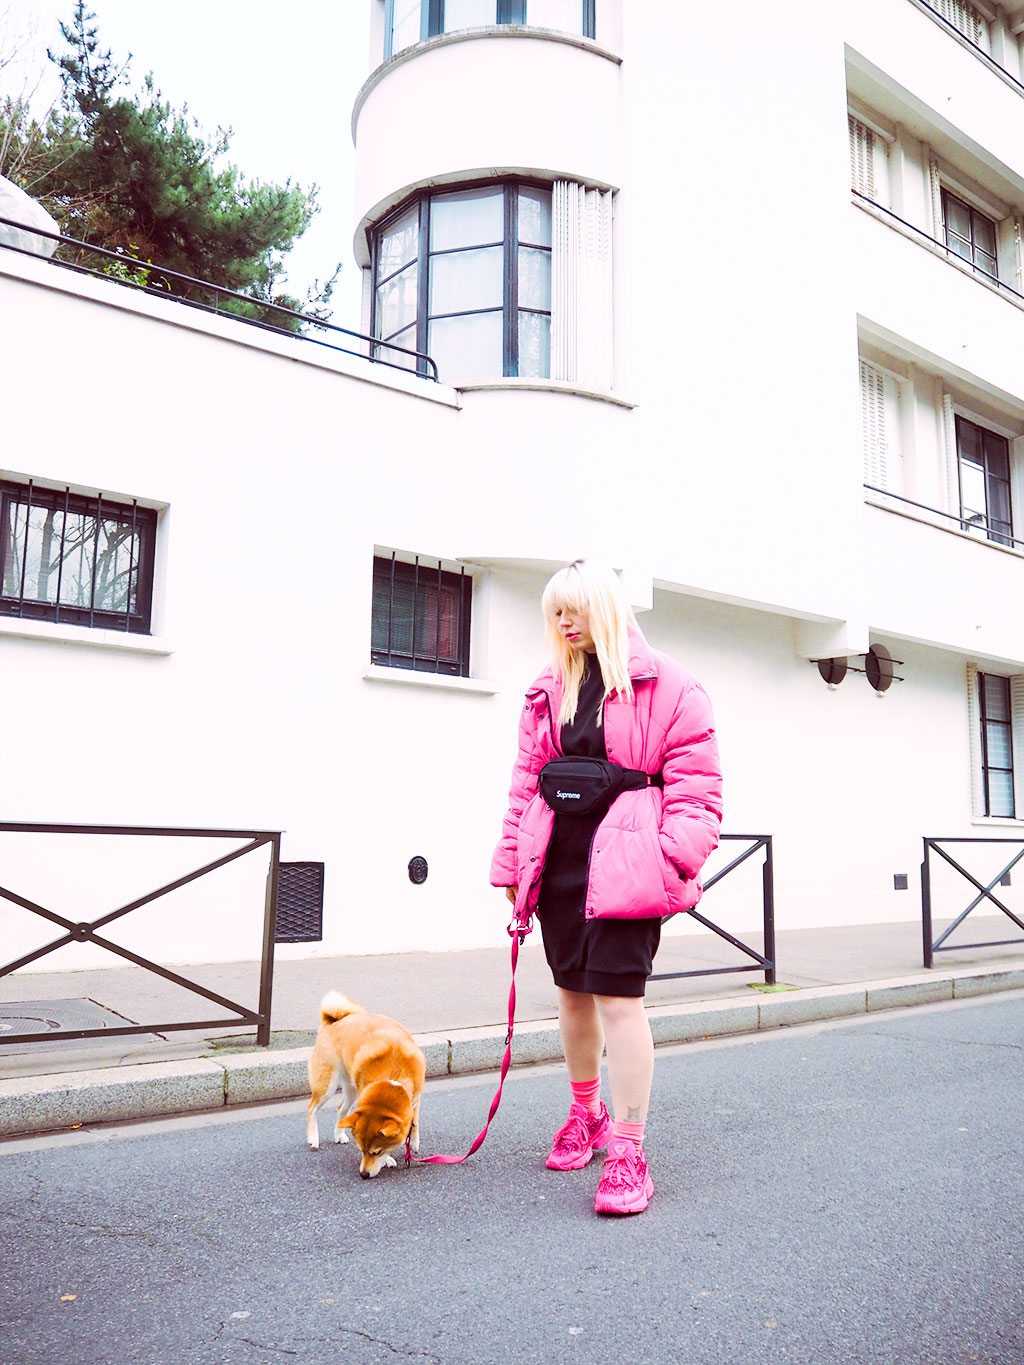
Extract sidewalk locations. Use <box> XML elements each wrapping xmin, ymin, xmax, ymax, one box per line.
<box><xmin>2</xmin><ymin>919</ymin><xmax>1023</xmax><ymax>1139</ymax></box>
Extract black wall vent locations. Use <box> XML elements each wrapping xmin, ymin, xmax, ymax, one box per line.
<box><xmin>275</xmin><ymin>862</ymin><xmax>325</xmax><ymax>943</ymax></box>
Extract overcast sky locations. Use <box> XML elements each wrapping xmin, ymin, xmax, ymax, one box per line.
<box><xmin>1</xmin><ymin>0</ymin><xmax>371</xmax><ymax>320</ymax></box>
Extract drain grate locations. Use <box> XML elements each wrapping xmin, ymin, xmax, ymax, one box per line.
<box><xmin>0</xmin><ymin>997</ymin><xmax>142</xmax><ymax>1042</ymax></box>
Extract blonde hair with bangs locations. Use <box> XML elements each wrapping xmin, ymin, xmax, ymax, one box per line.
<box><xmin>541</xmin><ymin>561</ymin><xmax>638</xmax><ymax>727</ymax></box>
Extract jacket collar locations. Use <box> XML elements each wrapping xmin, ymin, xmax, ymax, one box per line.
<box><xmin>626</xmin><ymin>625</ymin><xmax>659</xmax><ymax>682</ymax></box>
<box><xmin>529</xmin><ymin>626</ymin><xmax>659</xmax><ymax>697</ymax></box>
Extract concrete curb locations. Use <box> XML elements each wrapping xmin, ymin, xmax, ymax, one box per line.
<box><xmin>2</xmin><ymin>966</ymin><xmax>1023</xmax><ymax>1139</ymax></box>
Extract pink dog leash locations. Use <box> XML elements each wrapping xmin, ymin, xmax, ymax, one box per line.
<box><xmin>406</xmin><ymin>915</ymin><xmax>530</xmax><ymax>1167</ymax></box>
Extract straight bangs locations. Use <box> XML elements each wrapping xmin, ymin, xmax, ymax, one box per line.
<box><xmin>541</xmin><ymin>561</ymin><xmax>638</xmax><ymax>727</ymax></box>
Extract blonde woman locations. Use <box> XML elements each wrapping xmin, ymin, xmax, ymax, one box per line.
<box><xmin>491</xmin><ymin>561</ymin><xmax>722</xmax><ymax>1214</ymax></box>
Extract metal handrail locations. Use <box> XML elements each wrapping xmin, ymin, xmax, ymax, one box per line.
<box><xmin>0</xmin><ymin>821</ymin><xmax>282</xmax><ymax>1047</ymax></box>
<box><xmin>0</xmin><ymin>213</ymin><xmax>439</xmax><ymax>381</ymax></box>
<box><xmin>649</xmin><ymin>834</ymin><xmax>775</xmax><ymax>986</ymax></box>
<box><xmin>864</xmin><ymin>484</ymin><xmax>1024</xmax><ymax>553</ymax></box>
<box><xmin>852</xmin><ymin>190</ymin><xmax>1024</xmax><ymax>310</ymax></box>
<box><xmin>921</xmin><ymin>836</ymin><xmax>1024</xmax><ymax>968</ymax></box>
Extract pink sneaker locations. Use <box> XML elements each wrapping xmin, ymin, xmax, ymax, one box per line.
<box><xmin>594</xmin><ymin>1138</ymin><xmax>654</xmax><ymax>1214</ymax></box>
<box><xmin>545</xmin><ymin>1101</ymin><xmax>612</xmax><ymax>1170</ymax></box>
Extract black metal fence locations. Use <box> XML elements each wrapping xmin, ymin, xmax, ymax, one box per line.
<box><xmin>0</xmin><ymin>214</ymin><xmax>438</xmax><ymax>380</ymax></box>
<box><xmin>650</xmin><ymin>834</ymin><xmax>775</xmax><ymax>986</ymax></box>
<box><xmin>921</xmin><ymin>836</ymin><xmax>1024</xmax><ymax>968</ymax></box>
<box><xmin>0</xmin><ymin>822</ymin><xmax>281</xmax><ymax>1047</ymax></box>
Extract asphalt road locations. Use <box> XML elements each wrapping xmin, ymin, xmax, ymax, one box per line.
<box><xmin>1</xmin><ymin>993</ymin><xmax>1022</xmax><ymax>1365</ymax></box>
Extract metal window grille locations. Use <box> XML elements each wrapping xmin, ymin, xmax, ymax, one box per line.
<box><xmin>274</xmin><ymin>862</ymin><xmax>325</xmax><ymax>943</ymax></box>
<box><xmin>371</xmin><ymin>553</ymin><xmax>472</xmax><ymax>676</ymax></box>
<box><xmin>0</xmin><ymin>479</ymin><xmax>157</xmax><ymax>633</ymax></box>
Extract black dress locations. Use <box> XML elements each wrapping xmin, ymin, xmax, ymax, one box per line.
<box><xmin>537</xmin><ymin>655</ymin><xmax>662</xmax><ymax>997</ymax></box>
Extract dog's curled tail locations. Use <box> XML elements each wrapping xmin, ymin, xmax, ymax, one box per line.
<box><xmin>319</xmin><ymin>990</ymin><xmax>364</xmax><ymax>1026</ymax></box>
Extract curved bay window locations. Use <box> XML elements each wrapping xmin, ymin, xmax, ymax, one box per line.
<box><xmin>373</xmin><ymin>182</ymin><xmax>552</xmax><ymax>383</ymax></box>
<box><xmin>385</xmin><ymin>0</ymin><xmax>596</xmax><ymax>57</ymax></box>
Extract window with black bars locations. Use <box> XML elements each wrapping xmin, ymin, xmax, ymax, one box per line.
<box><xmin>0</xmin><ymin>480</ymin><xmax>157</xmax><ymax>634</ymax></box>
<box><xmin>372</xmin><ymin>554</ymin><xmax>472</xmax><ymax>676</ymax></box>
<box><xmin>979</xmin><ymin>673</ymin><xmax>1015</xmax><ymax>819</ymax></box>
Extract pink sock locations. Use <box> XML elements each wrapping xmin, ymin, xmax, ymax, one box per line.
<box><xmin>570</xmin><ymin>1077</ymin><xmax>602</xmax><ymax>1115</ymax></box>
<box><xmin>612</xmin><ymin>1119</ymin><xmax>646</xmax><ymax>1150</ymax></box>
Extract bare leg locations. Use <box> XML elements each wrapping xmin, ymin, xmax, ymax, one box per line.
<box><xmin>594</xmin><ymin>994</ymin><xmax>654</xmax><ymax>1123</ymax></box>
<box><xmin>556</xmin><ymin>987</ymin><xmax>605</xmax><ymax>1081</ymax></box>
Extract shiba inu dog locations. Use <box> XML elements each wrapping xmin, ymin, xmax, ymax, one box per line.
<box><xmin>306</xmin><ymin>990</ymin><xmax>425</xmax><ymax>1178</ymax></box>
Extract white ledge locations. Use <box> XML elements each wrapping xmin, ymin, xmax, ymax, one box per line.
<box><xmin>0</xmin><ymin>247</ymin><xmax>459</xmax><ymax>408</ymax></box>
<box><xmin>363</xmin><ymin>665</ymin><xmax>498</xmax><ymax>694</ymax></box>
<box><xmin>456</xmin><ymin>378</ymin><xmax>635</xmax><ymax>407</ymax></box>
<box><xmin>0</xmin><ymin>616</ymin><xmax>173</xmax><ymax>654</ymax></box>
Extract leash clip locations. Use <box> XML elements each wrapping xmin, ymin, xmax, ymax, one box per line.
<box><xmin>507</xmin><ymin>914</ymin><xmax>532</xmax><ymax>944</ymax></box>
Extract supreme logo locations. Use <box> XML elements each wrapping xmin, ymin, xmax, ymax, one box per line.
<box><xmin>556</xmin><ymin>790</ymin><xmax>581</xmax><ymax>800</ymax></box>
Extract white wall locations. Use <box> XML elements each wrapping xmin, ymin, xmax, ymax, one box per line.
<box><xmin>4</xmin><ymin>0</ymin><xmax>1024</xmax><ymax>973</ymax></box>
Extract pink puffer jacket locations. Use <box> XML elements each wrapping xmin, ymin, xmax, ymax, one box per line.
<box><xmin>491</xmin><ymin>630</ymin><xmax>722</xmax><ymax>924</ymax></box>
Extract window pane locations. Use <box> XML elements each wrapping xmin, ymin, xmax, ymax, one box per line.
<box><xmin>391</xmin><ymin>0</ymin><xmax>422</xmax><ymax>52</ymax></box>
<box><xmin>2</xmin><ymin>500</ymin><xmax>139</xmax><ymax>613</ymax></box>
<box><xmin>945</xmin><ymin>195</ymin><xmax>972</xmax><ymax>241</ymax></box>
<box><xmin>429</xmin><ymin>245</ymin><xmax>503</xmax><ymax>314</ymax></box>
<box><xmin>957</xmin><ymin>419</ymin><xmax>980</xmax><ymax>464</ymax></box>
<box><xmin>376</xmin><ymin>324</ymin><xmax>419</xmax><ymax>371</ymax></box>
<box><xmin>430</xmin><ymin>188</ymin><xmax>504</xmax><ymax>251</ymax></box>
<box><xmin>960</xmin><ymin>461</ymin><xmax>987</xmax><ymax>524</ymax></box>
<box><xmin>443</xmin><ymin>0</ymin><xmax>495</xmax><ymax>30</ymax></box>
<box><xmin>377</xmin><ymin>205</ymin><xmax>419</xmax><ymax>280</ymax></box>
<box><xmin>518</xmin><ymin>187</ymin><xmax>552</xmax><ymax>246</ymax></box>
<box><xmin>518</xmin><ymin>246</ymin><xmax>551</xmax><ymax>309</ymax></box>
<box><xmin>987</xmin><ymin>769</ymin><xmax>1015</xmax><ymax>818</ymax></box>
<box><xmin>983</xmin><ymin>675</ymin><xmax>1011</xmax><ymax>722</ymax></box>
<box><xmin>518</xmin><ymin>311</ymin><xmax>550</xmax><ymax>378</ymax></box>
<box><xmin>985</xmin><ymin>724</ymin><xmax>1013</xmax><ymax>769</ymax></box>
<box><xmin>988</xmin><ymin>477</ymin><xmax>1011</xmax><ymax>533</ymax></box>
<box><xmin>376</xmin><ymin>262</ymin><xmax>419</xmax><ymax>340</ymax></box>
<box><xmin>974</xmin><ymin>212</ymin><xmax>997</xmax><ymax>258</ymax></box>
<box><xmin>429</xmin><ymin>311</ymin><xmax>503</xmax><ymax>381</ymax></box>
<box><xmin>983</xmin><ymin>431</ymin><xmax>1009</xmax><ymax>480</ymax></box>
<box><xmin>527</xmin><ymin>0</ymin><xmax>584</xmax><ymax>33</ymax></box>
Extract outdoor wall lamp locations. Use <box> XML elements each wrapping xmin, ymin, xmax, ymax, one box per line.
<box><xmin>814</xmin><ymin>644</ymin><xmax>903</xmax><ymax>694</ymax></box>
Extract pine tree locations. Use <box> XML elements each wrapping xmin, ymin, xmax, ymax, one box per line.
<box><xmin>1</xmin><ymin>2</ymin><xmax>335</xmax><ymax>329</ymax></box>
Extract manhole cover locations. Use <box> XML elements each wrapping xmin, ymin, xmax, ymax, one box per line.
<box><xmin>0</xmin><ymin>998</ymin><xmax>142</xmax><ymax>1041</ymax></box>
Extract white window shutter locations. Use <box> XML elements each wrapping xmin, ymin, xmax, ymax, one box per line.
<box><xmin>551</xmin><ymin>180</ymin><xmax>614</xmax><ymax>391</ymax></box>
<box><xmin>929</xmin><ymin>159</ymin><xmax>943</xmax><ymax>241</ymax></box>
<box><xmin>933</xmin><ymin>0</ymin><xmax>990</xmax><ymax>48</ymax></box>
<box><xmin>967</xmin><ymin>664</ymin><xmax>985</xmax><ymax>817</ymax></box>
<box><xmin>1012</xmin><ymin>675</ymin><xmax>1024</xmax><ymax>819</ymax></box>
<box><xmin>860</xmin><ymin>361</ymin><xmax>888</xmax><ymax>488</ymax></box>
<box><xmin>848</xmin><ymin>116</ymin><xmax>875</xmax><ymax>198</ymax></box>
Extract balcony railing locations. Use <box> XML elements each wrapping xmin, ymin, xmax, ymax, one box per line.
<box><xmin>864</xmin><ymin>484</ymin><xmax>1024</xmax><ymax>553</ymax></box>
<box><xmin>852</xmin><ymin>191</ymin><xmax>1024</xmax><ymax>311</ymax></box>
<box><xmin>0</xmin><ymin>214</ymin><xmax>439</xmax><ymax>381</ymax></box>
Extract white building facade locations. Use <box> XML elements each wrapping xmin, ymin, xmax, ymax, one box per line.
<box><xmin>1</xmin><ymin>0</ymin><xmax>1022</xmax><ymax>972</ymax></box>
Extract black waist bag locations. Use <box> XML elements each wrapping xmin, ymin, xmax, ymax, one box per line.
<box><xmin>538</xmin><ymin>756</ymin><xmax>663</xmax><ymax>818</ymax></box>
